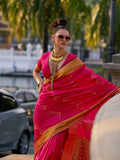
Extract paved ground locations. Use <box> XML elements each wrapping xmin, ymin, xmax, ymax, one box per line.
<box><xmin>0</xmin><ymin>154</ymin><xmax>34</xmax><ymax>160</ymax></box>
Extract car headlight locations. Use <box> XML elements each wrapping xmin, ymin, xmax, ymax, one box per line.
<box><xmin>26</xmin><ymin>109</ymin><xmax>31</xmax><ymax>115</ymax></box>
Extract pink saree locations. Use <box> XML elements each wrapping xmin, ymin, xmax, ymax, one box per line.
<box><xmin>34</xmin><ymin>52</ymin><xmax>120</xmax><ymax>160</ymax></box>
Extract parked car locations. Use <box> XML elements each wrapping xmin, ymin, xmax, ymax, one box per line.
<box><xmin>0</xmin><ymin>89</ymin><xmax>30</xmax><ymax>154</ymax></box>
<box><xmin>13</xmin><ymin>89</ymin><xmax>39</xmax><ymax>127</ymax></box>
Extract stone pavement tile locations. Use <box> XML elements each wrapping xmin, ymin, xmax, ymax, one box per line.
<box><xmin>0</xmin><ymin>154</ymin><xmax>34</xmax><ymax>160</ymax></box>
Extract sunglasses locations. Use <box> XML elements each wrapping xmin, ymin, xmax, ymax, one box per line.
<box><xmin>55</xmin><ymin>35</ymin><xmax>71</xmax><ymax>41</ymax></box>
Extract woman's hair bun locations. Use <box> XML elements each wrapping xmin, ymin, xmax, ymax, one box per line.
<box><xmin>51</xmin><ymin>18</ymin><xmax>67</xmax><ymax>28</ymax></box>
<box><xmin>58</xmin><ymin>18</ymin><xmax>67</xmax><ymax>27</ymax></box>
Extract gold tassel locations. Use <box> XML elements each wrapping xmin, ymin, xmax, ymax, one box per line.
<box><xmin>51</xmin><ymin>63</ymin><xmax>58</xmax><ymax>90</ymax></box>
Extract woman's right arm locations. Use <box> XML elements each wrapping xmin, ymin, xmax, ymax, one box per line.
<box><xmin>33</xmin><ymin>64</ymin><xmax>43</xmax><ymax>93</ymax></box>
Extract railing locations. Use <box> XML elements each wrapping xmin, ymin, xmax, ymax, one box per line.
<box><xmin>0</xmin><ymin>48</ymin><xmax>42</xmax><ymax>57</ymax></box>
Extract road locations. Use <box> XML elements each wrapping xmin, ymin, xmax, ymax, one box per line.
<box><xmin>28</xmin><ymin>132</ymin><xmax>34</xmax><ymax>155</ymax></box>
<box><xmin>0</xmin><ymin>132</ymin><xmax>34</xmax><ymax>158</ymax></box>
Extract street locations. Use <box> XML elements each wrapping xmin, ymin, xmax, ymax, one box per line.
<box><xmin>28</xmin><ymin>132</ymin><xmax>34</xmax><ymax>155</ymax></box>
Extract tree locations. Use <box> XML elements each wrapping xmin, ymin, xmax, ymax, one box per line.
<box><xmin>1</xmin><ymin>0</ymin><xmax>120</xmax><ymax>52</ymax></box>
<box><xmin>115</xmin><ymin>3</ymin><xmax>120</xmax><ymax>50</ymax></box>
<box><xmin>0</xmin><ymin>0</ymin><xmax>66</xmax><ymax>53</ymax></box>
<box><xmin>30</xmin><ymin>0</ymin><xmax>66</xmax><ymax>53</ymax></box>
<box><xmin>86</xmin><ymin>0</ymin><xmax>120</xmax><ymax>51</ymax></box>
<box><xmin>0</xmin><ymin>0</ymin><xmax>32</xmax><ymax>40</ymax></box>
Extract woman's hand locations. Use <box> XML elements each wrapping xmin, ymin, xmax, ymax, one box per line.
<box><xmin>33</xmin><ymin>64</ymin><xmax>43</xmax><ymax>94</ymax></box>
<box><xmin>38</xmin><ymin>84</ymin><xmax>42</xmax><ymax>94</ymax></box>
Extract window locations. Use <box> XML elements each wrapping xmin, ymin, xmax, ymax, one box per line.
<box><xmin>0</xmin><ymin>95</ymin><xmax>3</xmax><ymax>112</ymax></box>
<box><xmin>0</xmin><ymin>94</ymin><xmax>17</xmax><ymax>112</ymax></box>
<box><xmin>25</xmin><ymin>92</ymin><xmax>36</xmax><ymax>102</ymax></box>
<box><xmin>0</xmin><ymin>36</ymin><xmax>7</xmax><ymax>44</ymax></box>
<box><xmin>16</xmin><ymin>93</ymin><xmax>25</xmax><ymax>102</ymax></box>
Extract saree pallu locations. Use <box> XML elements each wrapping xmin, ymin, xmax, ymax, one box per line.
<box><xmin>34</xmin><ymin>57</ymin><xmax>120</xmax><ymax>160</ymax></box>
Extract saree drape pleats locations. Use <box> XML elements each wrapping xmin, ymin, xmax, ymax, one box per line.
<box><xmin>34</xmin><ymin>57</ymin><xmax>120</xmax><ymax>160</ymax></box>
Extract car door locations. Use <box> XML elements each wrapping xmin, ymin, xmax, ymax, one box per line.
<box><xmin>0</xmin><ymin>94</ymin><xmax>20</xmax><ymax>146</ymax></box>
<box><xmin>24</xmin><ymin>91</ymin><xmax>37</xmax><ymax>125</ymax></box>
<box><xmin>15</xmin><ymin>91</ymin><xmax>36</xmax><ymax>125</ymax></box>
<box><xmin>24</xmin><ymin>91</ymin><xmax>37</xmax><ymax>110</ymax></box>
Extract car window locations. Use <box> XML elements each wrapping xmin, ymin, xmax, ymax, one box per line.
<box><xmin>16</xmin><ymin>93</ymin><xmax>25</xmax><ymax>102</ymax></box>
<box><xmin>0</xmin><ymin>94</ymin><xmax>18</xmax><ymax>112</ymax></box>
<box><xmin>25</xmin><ymin>92</ymin><xmax>36</xmax><ymax>102</ymax></box>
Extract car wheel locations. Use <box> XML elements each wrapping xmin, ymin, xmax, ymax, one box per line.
<box><xmin>12</xmin><ymin>132</ymin><xmax>30</xmax><ymax>154</ymax></box>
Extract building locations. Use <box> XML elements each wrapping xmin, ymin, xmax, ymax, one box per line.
<box><xmin>0</xmin><ymin>11</ymin><xmax>11</xmax><ymax>49</ymax></box>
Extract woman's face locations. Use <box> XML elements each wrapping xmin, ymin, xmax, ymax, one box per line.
<box><xmin>52</xmin><ymin>29</ymin><xmax>70</xmax><ymax>49</ymax></box>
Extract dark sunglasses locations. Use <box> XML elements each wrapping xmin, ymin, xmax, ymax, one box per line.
<box><xmin>55</xmin><ymin>35</ymin><xmax>71</xmax><ymax>41</ymax></box>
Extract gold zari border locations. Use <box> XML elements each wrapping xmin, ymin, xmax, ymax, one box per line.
<box><xmin>34</xmin><ymin>88</ymin><xmax>120</xmax><ymax>156</ymax></box>
<box><xmin>44</xmin><ymin>57</ymin><xmax>84</xmax><ymax>84</ymax></box>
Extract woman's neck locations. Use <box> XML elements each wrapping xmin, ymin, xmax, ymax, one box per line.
<box><xmin>53</xmin><ymin>48</ymin><xmax>65</xmax><ymax>55</ymax></box>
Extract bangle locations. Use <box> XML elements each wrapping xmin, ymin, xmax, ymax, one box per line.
<box><xmin>36</xmin><ymin>79</ymin><xmax>40</xmax><ymax>87</ymax></box>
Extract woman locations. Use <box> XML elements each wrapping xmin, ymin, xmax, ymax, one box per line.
<box><xmin>33</xmin><ymin>18</ymin><xmax>120</xmax><ymax>160</ymax></box>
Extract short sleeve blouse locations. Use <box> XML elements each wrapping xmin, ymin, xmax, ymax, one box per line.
<box><xmin>37</xmin><ymin>51</ymin><xmax>77</xmax><ymax>78</ymax></box>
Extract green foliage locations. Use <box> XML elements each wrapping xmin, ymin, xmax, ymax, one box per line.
<box><xmin>1</xmin><ymin>0</ymin><xmax>120</xmax><ymax>51</ymax></box>
<box><xmin>30</xmin><ymin>0</ymin><xmax>65</xmax><ymax>39</ymax></box>
<box><xmin>1</xmin><ymin>0</ymin><xmax>31</xmax><ymax>40</ymax></box>
<box><xmin>90</xmin><ymin>66</ymin><xmax>103</xmax><ymax>77</ymax></box>
<box><xmin>66</xmin><ymin>0</ymin><xmax>90</xmax><ymax>16</ymax></box>
<box><xmin>85</xmin><ymin>0</ymin><xmax>120</xmax><ymax>50</ymax></box>
<box><xmin>0</xmin><ymin>0</ymin><xmax>9</xmax><ymax>20</ymax></box>
<box><xmin>85</xmin><ymin>0</ymin><xmax>110</xmax><ymax>48</ymax></box>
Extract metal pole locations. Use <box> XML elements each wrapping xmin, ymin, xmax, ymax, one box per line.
<box><xmin>108</xmin><ymin>0</ymin><xmax>116</xmax><ymax>62</ymax></box>
<box><xmin>107</xmin><ymin>0</ymin><xmax>116</xmax><ymax>81</ymax></box>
